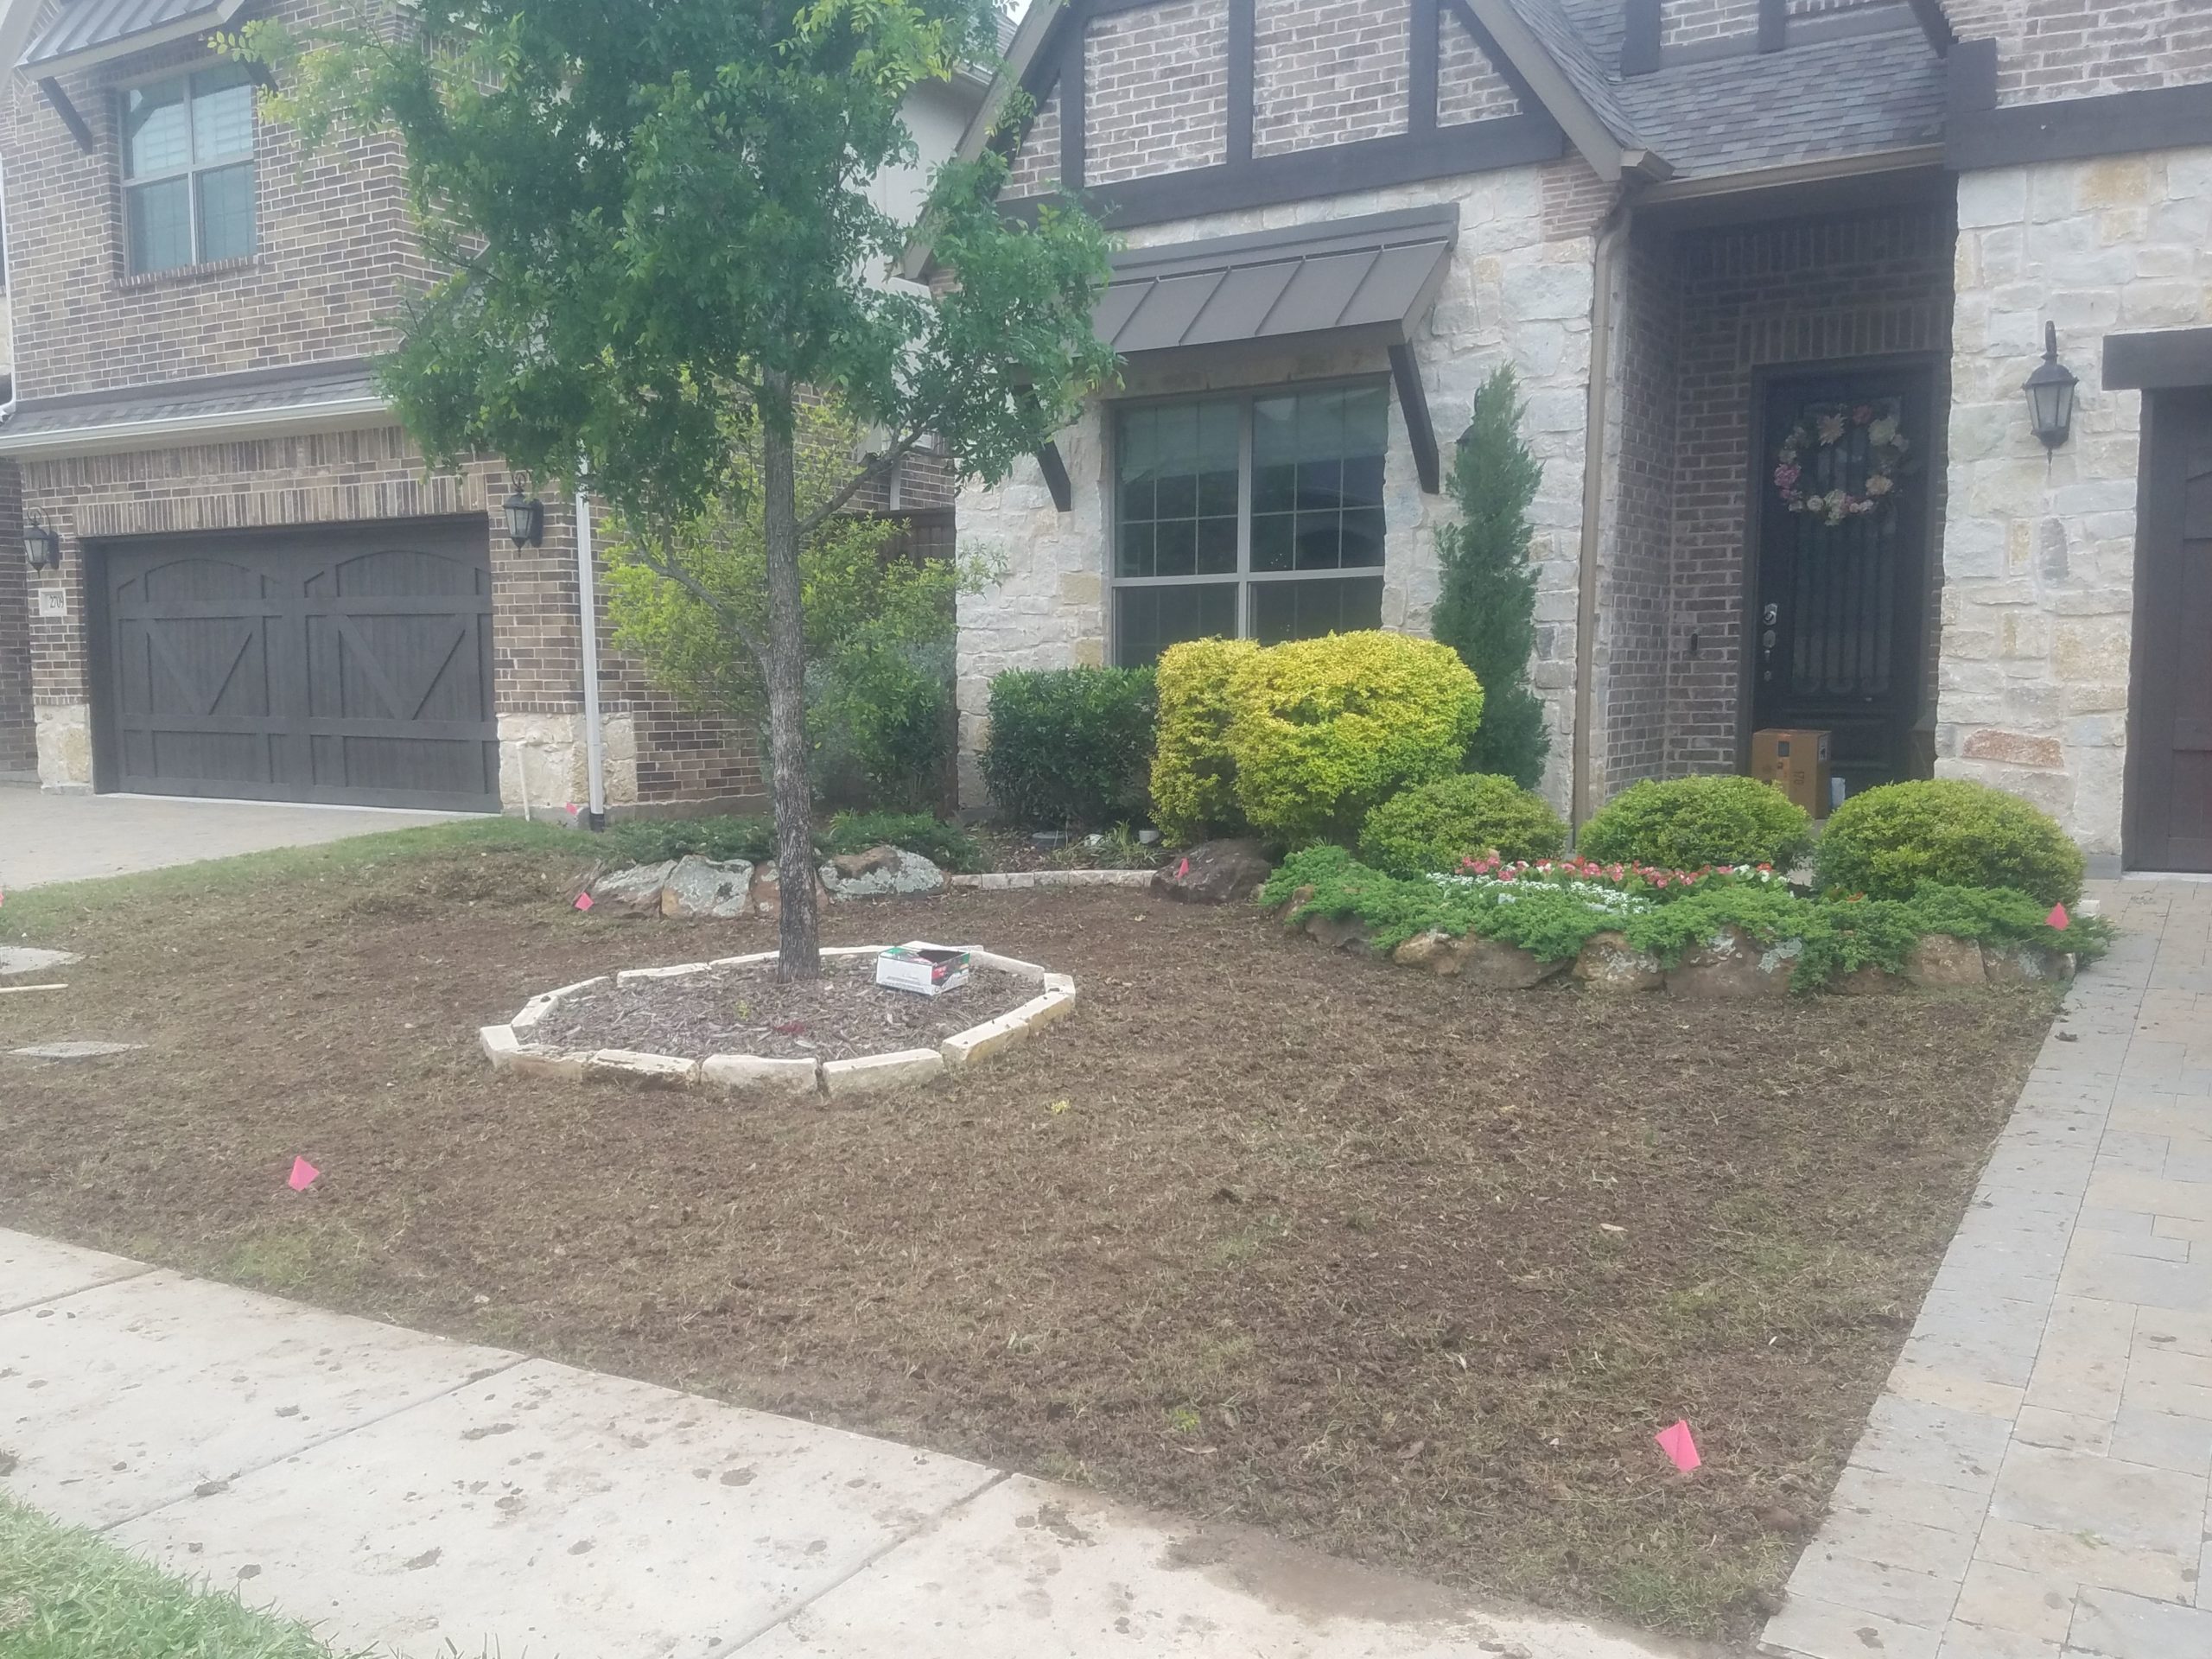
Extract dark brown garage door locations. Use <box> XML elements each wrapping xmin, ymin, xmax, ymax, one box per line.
<box><xmin>2130</xmin><ymin>389</ymin><xmax>2212</xmax><ymax>871</ymax></box>
<box><xmin>97</xmin><ymin>519</ymin><xmax>499</xmax><ymax>811</ymax></box>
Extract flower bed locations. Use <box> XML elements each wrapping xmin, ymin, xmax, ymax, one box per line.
<box><xmin>1262</xmin><ymin>846</ymin><xmax>2101</xmax><ymax>994</ymax></box>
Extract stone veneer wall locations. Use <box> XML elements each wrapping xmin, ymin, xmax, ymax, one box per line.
<box><xmin>1664</xmin><ymin>204</ymin><xmax>1955</xmax><ymax>774</ymax></box>
<box><xmin>1941</xmin><ymin>149</ymin><xmax>2212</xmax><ymax>858</ymax></box>
<box><xmin>957</xmin><ymin>159</ymin><xmax>1603</xmax><ymax>814</ymax></box>
<box><xmin>0</xmin><ymin>461</ymin><xmax>30</xmax><ymax>775</ymax></box>
<box><xmin>18</xmin><ymin>429</ymin><xmax>763</xmax><ymax>810</ymax></box>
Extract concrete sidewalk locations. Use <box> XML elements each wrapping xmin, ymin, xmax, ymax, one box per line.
<box><xmin>0</xmin><ymin>1230</ymin><xmax>1678</xmax><ymax>1659</ymax></box>
<box><xmin>1761</xmin><ymin>879</ymin><xmax>2212</xmax><ymax>1659</ymax></box>
<box><xmin>0</xmin><ymin>790</ymin><xmax>468</xmax><ymax>891</ymax></box>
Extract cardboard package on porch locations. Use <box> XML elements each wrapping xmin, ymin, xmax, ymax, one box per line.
<box><xmin>1751</xmin><ymin>729</ymin><xmax>1832</xmax><ymax>818</ymax></box>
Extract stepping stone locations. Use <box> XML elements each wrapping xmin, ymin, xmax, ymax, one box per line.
<box><xmin>10</xmin><ymin>1041</ymin><xmax>143</xmax><ymax>1060</ymax></box>
<box><xmin>0</xmin><ymin>947</ymin><xmax>82</xmax><ymax>976</ymax></box>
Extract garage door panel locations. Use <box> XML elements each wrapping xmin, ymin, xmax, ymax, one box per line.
<box><xmin>100</xmin><ymin>521</ymin><xmax>499</xmax><ymax>811</ymax></box>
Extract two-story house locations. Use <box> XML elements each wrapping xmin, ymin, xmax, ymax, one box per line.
<box><xmin>0</xmin><ymin>0</ymin><xmax>977</xmax><ymax>814</ymax></box>
<box><xmin>953</xmin><ymin>0</ymin><xmax>2212</xmax><ymax>875</ymax></box>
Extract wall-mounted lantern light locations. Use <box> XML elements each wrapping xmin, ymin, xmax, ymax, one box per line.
<box><xmin>503</xmin><ymin>489</ymin><xmax>546</xmax><ymax>547</ymax></box>
<box><xmin>2024</xmin><ymin>321</ymin><xmax>2079</xmax><ymax>451</ymax></box>
<box><xmin>23</xmin><ymin>512</ymin><xmax>60</xmax><ymax>571</ymax></box>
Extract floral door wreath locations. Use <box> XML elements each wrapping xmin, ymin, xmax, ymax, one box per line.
<box><xmin>1773</xmin><ymin>403</ymin><xmax>1908</xmax><ymax>526</ymax></box>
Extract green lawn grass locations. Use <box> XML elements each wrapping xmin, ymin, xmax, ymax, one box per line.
<box><xmin>0</xmin><ymin>1496</ymin><xmax>360</xmax><ymax>1659</ymax></box>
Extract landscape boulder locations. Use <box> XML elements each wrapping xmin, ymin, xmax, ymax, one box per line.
<box><xmin>1154</xmin><ymin>838</ymin><xmax>1273</xmax><ymax>905</ymax></box>
<box><xmin>1905</xmin><ymin>934</ymin><xmax>1986</xmax><ymax>988</ymax></box>
<box><xmin>1391</xmin><ymin>930</ymin><xmax>1463</xmax><ymax>975</ymax></box>
<box><xmin>589</xmin><ymin>861</ymin><xmax>677</xmax><ymax>916</ymax></box>
<box><xmin>1304</xmin><ymin>912</ymin><xmax>1373</xmax><ymax>953</ymax></box>
<box><xmin>1983</xmin><ymin>943</ymin><xmax>2075</xmax><ymax>984</ymax></box>
<box><xmin>661</xmin><ymin>855</ymin><xmax>754</xmax><ymax>920</ymax></box>
<box><xmin>1666</xmin><ymin>925</ymin><xmax>1797</xmax><ymax>1002</ymax></box>
<box><xmin>1459</xmin><ymin>937</ymin><xmax>1571</xmax><ymax>990</ymax></box>
<box><xmin>749</xmin><ymin>860</ymin><xmax>832</xmax><ymax>924</ymax></box>
<box><xmin>1573</xmin><ymin>931</ymin><xmax>1663</xmax><ymax>993</ymax></box>
<box><xmin>819</xmin><ymin>844</ymin><xmax>946</xmax><ymax>900</ymax></box>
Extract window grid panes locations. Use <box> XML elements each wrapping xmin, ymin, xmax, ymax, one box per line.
<box><xmin>1111</xmin><ymin>385</ymin><xmax>1388</xmax><ymax>667</ymax></box>
<box><xmin>122</xmin><ymin>64</ymin><xmax>256</xmax><ymax>275</ymax></box>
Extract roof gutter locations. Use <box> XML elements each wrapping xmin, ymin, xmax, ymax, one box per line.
<box><xmin>1633</xmin><ymin>144</ymin><xmax>1946</xmax><ymax>206</ymax></box>
<box><xmin>0</xmin><ymin>395</ymin><xmax>391</xmax><ymax>459</ymax></box>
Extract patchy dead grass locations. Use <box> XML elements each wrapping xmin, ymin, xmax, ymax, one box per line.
<box><xmin>0</xmin><ymin>825</ymin><xmax>2056</xmax><ymax>1641</ymax></box>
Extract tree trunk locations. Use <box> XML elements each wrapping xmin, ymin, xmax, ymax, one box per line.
<box><xmin>760</xmin><ymin>376</ymin><xmax>820</xmax><ymax>982</ymax></box>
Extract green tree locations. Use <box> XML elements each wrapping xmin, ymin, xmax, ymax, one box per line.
<box><xmin>243</xmin><ymin>0</ymin><xmax>1115</xmax><ymax>978</ymax></box>
<box><xmin>1432</xmin><ymin>367</ymin><xmax>1548</xmax><ymax>787</ymax></box>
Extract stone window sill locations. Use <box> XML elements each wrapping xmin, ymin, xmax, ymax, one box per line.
<box><xmin>116</xmin><ymin>254</ymin><xmax>258</xmax><ymax>291</ymax></box>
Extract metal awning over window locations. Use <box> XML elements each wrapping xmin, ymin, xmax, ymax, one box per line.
<box><xmin>1092</xmin><ymin>206</ymin><xmax>1459</xmax><ymax>358</ymax></box>
<box><xmin>18</xmin><ymin>0</ymin><xmax>246</xmax><ymax>77</ymax></box>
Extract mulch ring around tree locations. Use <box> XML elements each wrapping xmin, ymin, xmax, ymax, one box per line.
<box><xmin>534</xmin><ymin>956</ymin><xmax>1033</xmax><ymax>1062</ymax></box>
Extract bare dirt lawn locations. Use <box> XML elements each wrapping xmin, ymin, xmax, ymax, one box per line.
<box><xmin>0</xmin><ymin>824</ymin><xmax>2059</xmax><ymax>1642</ymax></box>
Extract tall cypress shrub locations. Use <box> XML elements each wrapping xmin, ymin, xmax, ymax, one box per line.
<box><xmin>1432</xmin><ymin>367</ymin><xmax>1548</xmax><ymax>788</ymax></box>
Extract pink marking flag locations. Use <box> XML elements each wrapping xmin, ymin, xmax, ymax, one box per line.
<box><xmin>1177</xmin><ymin>857</ymin><xmax>1191</xmax><ymax>879</ymax></box>
<box><xmin>2046</xmin><ymin>902</ymin><xmax>2070</xmax><ymax>930</ymax></box>
<box><xmin>287</xmin><ymin>1157</ymin><xmax>321</xmax><ymax>1192</ymax></box>
<box><xmin>1654</xmin><ymin>1420</ymin><xmax>1700</xmax><ymax>1472</ymax></box>
<box><xmin>566</xmin><ymin>803</ymin><xmax>580</xmax><ymax>817</ymax></box>
<box><xmin>574</xmin><ymin>892</ymin><xmax>594</xmax><ymax>912</ymax></box>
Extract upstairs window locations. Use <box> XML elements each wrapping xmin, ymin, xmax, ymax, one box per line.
<box><xmin>1111</xmin><ymin>385</ymin><xmax>1389</xmax><ymax>666</ymax></box>
<box><xmin>122</xmin><ymin>63</ymin><xmax>256</xmax><ymax>275</ymax></box>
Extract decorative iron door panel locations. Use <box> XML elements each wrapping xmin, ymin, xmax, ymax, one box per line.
<box><xmin>1752</xmin><ymin>366</ymin><xmax>1937</xmax><ymax>798</ymax></box>
<box><xmin>2129</xmin><ymin>387</ymin><xmax>2212</xmax><ymax>872</ymax></box>
<box><xmin>99</xmin><ymin>519</ymin><xmax>498</xmax><ymax>810</ymax></box>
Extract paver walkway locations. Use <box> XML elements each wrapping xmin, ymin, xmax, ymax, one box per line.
<box><xmin>1762</xmin><ymin>879</ymin><xmax>2212</xmax><ymax>1659</ymax></box>
<box><xmin>0</xmin><ymin>1230</ymin><xmax>1680</xmax><ymax>1659</ymax></box>
<box><xmin>0</xmin><ymin>789</ymin><xmax>466</xmax><ymax>890</ymax></box>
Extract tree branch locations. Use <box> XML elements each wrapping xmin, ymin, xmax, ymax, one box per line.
<box><xmin>796</xmin><ymin>425</ymin><xmax>931</xmax><ymax>539</ymax></box>
<box><xmin>627</xmin><ymin>533</ymin><xmax>769</xmax><ymax>671</ymax></box>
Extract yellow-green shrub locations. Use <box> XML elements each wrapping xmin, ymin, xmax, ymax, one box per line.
<box><xmin>1225</xmin><ymin>632</ymin><xmax>1484</xmax><ymax>845</ymax></box>
<box><xmin>1150</xmin><ymin>637</ymin><xmax>1260</xmax><ymax>841</ymax></box>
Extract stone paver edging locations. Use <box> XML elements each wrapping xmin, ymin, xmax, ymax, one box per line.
<box><xmin>481</xmin><ymin>944</ymin><xmax>1077</xmax><ymax>1096</ymax></box>
<box><xmin>947</xmin><ymin>868</ymin><xmax>1155</xmax><ymax>890</ymax></box>
<box><xmin>1760</xmin><ymin>879</ymin><xmax>2212</xmax><ymax>1659</ymax></box>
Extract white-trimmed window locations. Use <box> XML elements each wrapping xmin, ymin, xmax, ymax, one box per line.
<box><xmin>121</xmin><ymin>63</ymin><xmax>256</xmax><ymax>275</ymax></box>
<box><xmin>1110</xmin><ymin>383</ymin><xmax>1389</xmax><ymax>666</ymax></box>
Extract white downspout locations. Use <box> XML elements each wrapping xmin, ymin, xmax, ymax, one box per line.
<box><xmin>575</xmin><ymin>478</ymin><xmax>607</xmax><ymax>832</ymax></box>
<box><xmin>0</xmin><ymin>154</ymin><xmax>20</xmax><ymax>423</ymax></box>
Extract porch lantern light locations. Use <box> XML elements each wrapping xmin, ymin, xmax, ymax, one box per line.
<box><xmin>503</xmin><ymin>489</ymin><xmax>545</xmax><ymax>547</ymax></box>
<box><xmin>23</xmin><ymin>513</ymin><xmax>60</xmax><ymax>571</ymax></box>
<box><xmin>2024</xmin><ymin>321</ymin><xmax>2079</xmax><ymax>450</ymax></box>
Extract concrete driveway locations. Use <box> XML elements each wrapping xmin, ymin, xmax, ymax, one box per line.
<box><xmin>0</xmin><ymin>788</ymin><xmax>473</xmax><ymax>890</ymax></box>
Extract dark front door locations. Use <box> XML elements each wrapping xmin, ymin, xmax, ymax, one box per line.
<box><xmin>1752</xmin><ymin>365</ymin><xmax>1936</xmax><ymax>799</ymax></box>
<box><xmin>2128</xmin><ymin>388</ymin><xmax>2212</xmax><ymax>871</ymax></box>
<box><xmin>97</xmin><ymin>519</ymin><xmax>499</xmax><ymax>811</ymax></box>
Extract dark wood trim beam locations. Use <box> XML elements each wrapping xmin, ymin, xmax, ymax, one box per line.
<box><xmin>1757</xmin><ymin>0</ymin><xmax>1786</xmax><ymax>54</ymax></box>
<box><xmin>1035</xmin><ymin>443</ymin><xmax>1074</xmax><ymax>512</ymax></box>
<box><xmin>1948</xmin><ymin>36</ymin><xmax>1997</xmax><ymax>117</ymax></box>
<box><xmin>1389</xmin><ymin>345</ymin><xmax>1441</xmax><ymax>496</ymax></box>
<box><xmin>39</xmin><ymin>78</ymin><xmax>95</xmax><ymax>154</ymax></box>
<box><xmin>2105</xmin><ymin>327</ymin><xmax>2212</xmax><ymax>392</ymax></box>
<box><xmin>1007</xmin><ymin>110</ymin><xmax>1564</xmax><ymax>231</ymax></box>
<box><xmin>1226</xmin><ymin>0</ymin><xmax>1255</xmax><ymax>164</ymax></box>
<box><xmin>1058</xmin><ymin>10</ymin><xmax>1086</xmax><ymax>193</ymax></box>
<box><xmin>1905</xmin><ymin>0</ymin><xmax>1955</xmax><ymax>54</ymax></box>
<box><xmin>1948</xmin><ymin>76</ymin><xmax>2212</xmax><ymax>171</ymax></box>
<box><xmin>1408</xmin><ymin>0</ymin><xmax>1440</xmax><ymax>135</ymax></box>
<box><xmin>1621</xmin><ymin>0</ymin><xmax>1661</xmax><ymax>76</ymax></box>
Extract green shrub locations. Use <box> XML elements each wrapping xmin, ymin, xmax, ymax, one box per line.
<box><xmin>809</xmin><ymin>638</ymin><xmax>952</xmax><ymax>813</ymax></box>
<box><xmin>1577</xmin><ymin>775</ymin><xmax>1814</xmax><ymax>872</ymax></box>
<box><xmin>1149</xmin><ymin>637</ymin><xmax>1259</xmax><ymax>842</ymax></box>
<box><xmin>1225</xmin><ymin>631</ymin><xmax>1484</xmax><ymax>846</ymax></box>
<box><xmin>1815</xmin><ymin>779</ymin><xmax>2084</xmax><ymax>908</ymax></box>
<box><xmin>1357</xmin><ymin>773</ymin><xmax>1567</xmax><ymax>877</ymax></box>
<box><xmin>823</xmin><ymin>810</ymin><xmax>983</xmax><ymax>873</ymax></box>
<box><xmin>982</xmin><ymin>666</ymin><xmax>1157</xmax><ymax>830</ymax></box>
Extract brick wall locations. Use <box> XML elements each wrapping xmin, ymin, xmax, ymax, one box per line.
<box><xmin>1945</xmin><ymin>0</ymin><xmax>2212</xmax><ymax>104</ymax></box>
<box><xmin>1085</xmin><ymin>0</ymin><xmax>1229</xmax><ymax>185</ymax></box>
<box><xmin>1438</xmin><ymin>6</ymin><xmax>1522</xmax><ymax>127</ymax></box>
<box><xmin>1600</xmin><ymin>232</ymin><xmax>1681</xmax><ymax>797</ymax></box>
<box><xmin>1663</xmin><ymin>204</ymin><xmax>1955</xmax><ymax>772</ymax></box>
<box><xmin>1254</xmin><ymin>0</ymin><xmax>1410</xmax><ymax>157</ymax></box>
<box><xmin>0</xmin><ymin>461</ymin><xmax>29</xmax><ymax>773</ymax></box>
<box><xmin>18</xmin><ymin>428</ymin><xmax>761</xmax><ymax>806</ymax></box>
<box><xmin>3</xmin><ymin>0</ymin><xmax>433</xmax><ymax>402</ymax></box>
<box><xmin>1662</xmin><ymin>0</ymin><xmax>1764</xmax><ymax>49</ymax></box>
<box><xmin>1006</xmin><ymin>85</ymin><xmax>1060</xmax><ymax>196</ymax></box>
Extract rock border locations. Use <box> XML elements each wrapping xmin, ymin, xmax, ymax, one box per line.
<box><xmin>481</xmin><ymin>945</ymin><xmax>1078</xmax><ymax>1096</ymax></box>
<box><xmin>946</xmin><ymin>869</ymin><xmax>1155</xmax><ymax>891</ymax></box>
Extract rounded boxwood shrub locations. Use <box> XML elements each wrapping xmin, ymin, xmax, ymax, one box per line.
<box><xmin>1577</xmin><ymin>775</ymin><xmax>1814</xmax><ymax>871</ymax></box>
<box><xmin>1225</xmin><ymin>631</ymin><xmax>1484</xmax><ymax>846</ymax></box>
<box><xmin>1815</xmin><ymin>779</ymin><xmax>2084</xmax><ymax>908</ymax></box>
<box><xmin>982</xmin><ymin>665</ymin><xmax>1157</xmax><ymax>830</ymax></box>
<box><xmin>1150</xmin><ymin>637</ymin><xmax>1261</xmax><ymax>842</ymax></box>
<box><xmin>1358</xmin><ymin>773</ymin><xmax>1567</xmax><ymax>877</ymax></box>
